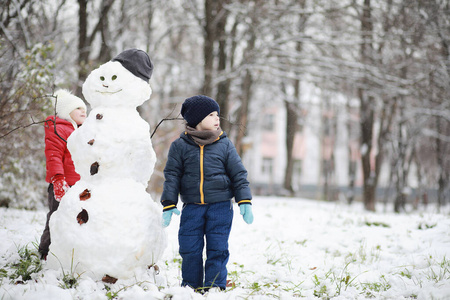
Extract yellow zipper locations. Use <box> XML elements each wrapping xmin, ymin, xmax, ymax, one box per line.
<box><xmin>199</xmin><ymin>145</ymin><xmax>205</xmax><ymax>204</ymax></box>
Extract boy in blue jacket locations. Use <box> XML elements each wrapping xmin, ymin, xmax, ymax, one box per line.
<box><xmin>161</xmin><ymin>95</ymin><xmax>253</xmax><ymax>292</ymax></box>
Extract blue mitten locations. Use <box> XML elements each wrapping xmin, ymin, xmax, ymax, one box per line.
<box><xmin>162</xmin><ymin>208</ymin><xmax>180</xmax><ymax>227</ymax></box>
<box><xmin>240</xmin><ymin>204</ymin><xmax>254</xmax><ymax>224</ymax></box>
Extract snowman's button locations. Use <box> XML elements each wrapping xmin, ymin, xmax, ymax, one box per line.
<box><xmin>96</xmin><ymin>113</ymin><xmax>103</xmax><ymax>120</ymax></box>
<box><xmin>87</xmin><ymin>139</ymin><xmax>95</xmax><ymax>145</ymax></box>
<box><xmin>79</xmin><ymin>189</ymin><xmax>91</xmax><ymax>201</ymax></box>
<box><xmin>90</xmin><ymin>162</ymin><xmax>99</xmax><ymax>175</ymax></box>
<box><xmin>76</xmin><ymin>209</ymin><xmax>89</xmax><ymax>225</ymax></box>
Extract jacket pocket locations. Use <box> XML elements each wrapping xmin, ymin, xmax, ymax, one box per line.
<box><xmin>205</xmin><ymin>176</ymin><xmax>230</xmax><ymax>192</ymax></box>
<box><xmin>181</xmin><ymin>177</ymin><xmax>198</xmax><ymax>195</ymax></box>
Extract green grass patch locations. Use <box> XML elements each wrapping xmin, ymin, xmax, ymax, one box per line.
<box><xmin>365</xmin><ymin>221</ymin><xmax>390</xmax><ymax>228</ymax></box>
<box><xmin>418</xmin><ymin>223</ymin><xmax>437</xmax><ymax>230</ymax></box>
<box><xmin>7</xmin><ymin>243</ymin><xmax>42</xmax><ymax>284</ymax></box>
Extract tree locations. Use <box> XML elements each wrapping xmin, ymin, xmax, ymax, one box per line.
<box><xmin>233</xmin><ymin>1</ymin><xmax>258</xmax><ymax>156</ymax></box>
<box><xmin>421</xmin><ymin>0</ymin><xmax>450</xmax><ymax>208</ymax></box>
<box><xmin>357</xmin><ymin>0</ymin><xmax>377</xmax><ymax>211</ymax></box>
<box><xmin>281</xmin><ymin>0</ymin><xmax>308</xmax><ymax>195</ymax></box>
<box><xmin>202</xmin><ymin>0</ymin><xmax>234</xmax><ymax>132</ymax></box>
<box><xmin>77</xmin><ymin>0</ymin><xmax>116</xmax><ymax>95</ymax></box>
<box><xmin>0</xmin><ymin>1</ymin><xmax>57</xmax><ymax>208</ymax></box>
<box><xmin>2</xmin><ymin>0</ymin><xmax>449</xmax><ymax>210</ymax></box>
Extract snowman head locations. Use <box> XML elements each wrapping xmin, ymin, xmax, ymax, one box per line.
<box><xmin>82</xmin><ymin>49</ymin><xmax>153</xmax><ymax>108</ymax></box>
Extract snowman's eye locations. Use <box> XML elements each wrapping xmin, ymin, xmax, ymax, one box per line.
<box><xmin>112</xmin><ymin>75</ymin><xmax>117</xmax><ymax>80</ymax></box>
<box><xmin>100</xmin><ymin>76</ymin><xmax>105</xmax><ymax>81</ymax></box>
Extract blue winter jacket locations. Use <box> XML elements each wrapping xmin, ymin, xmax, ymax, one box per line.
<box><xmin>161</xmin><ymin>131</ymin><xmax>252</xmax><ymax>211</ymax></box>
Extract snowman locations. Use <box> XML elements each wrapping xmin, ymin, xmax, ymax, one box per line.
<box><xmin>47</xmin><ymin>49</ymin><xmax>167</xmax><ymax>281</ymax></box>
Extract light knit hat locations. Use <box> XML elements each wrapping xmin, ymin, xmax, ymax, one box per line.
<box><xmin>52</xmin><ymin>89</ymin><xmax>87</xmax><ymax>129</ymax></box>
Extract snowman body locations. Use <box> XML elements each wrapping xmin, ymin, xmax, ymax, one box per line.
<box><xmin>48</xmin><ymin>59</ymin><xmax>166</xmax><ymax>280</ymax></box>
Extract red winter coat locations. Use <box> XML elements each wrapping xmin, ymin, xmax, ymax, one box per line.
<box><xmin>44</xmin><ymin>116</ymin><xmax>80</xmax><ymax>186</ymax></box>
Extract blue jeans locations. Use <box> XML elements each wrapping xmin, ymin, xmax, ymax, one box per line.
<box><xmin>179</xmin><ymin>201</ymin><xmax>233</xmax><ymax>290</ymax></box>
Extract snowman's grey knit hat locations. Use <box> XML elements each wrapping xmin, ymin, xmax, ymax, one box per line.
<box><xmin>181</xmin><ymin>95</ymin><xmax>220</xmax><ymax>128</ymax></box>
<box><xmin>112</xmin><ymin>48</ymin><xmax>153</xmax><ymax>82</ymax></box>
<box><xmin>52</xmin><ymin>89</ymin><xmax>87</xmax><ymax>129</ymax></box>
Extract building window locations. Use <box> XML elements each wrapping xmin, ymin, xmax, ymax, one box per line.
<box><xmin>262</xmin><ymin>114</ymin><xmax>275</xmax><ymax>131</ymax></box>
<box><xmin>262</xmin><ymin>157</ymin><xmax>273</xmax><ymax>175</ymax></box>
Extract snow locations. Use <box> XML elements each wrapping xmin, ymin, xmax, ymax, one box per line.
<box><xmin>1</xmin><ymin>197</ymin><xmax>449</xmax><ymax>299</ymax></box>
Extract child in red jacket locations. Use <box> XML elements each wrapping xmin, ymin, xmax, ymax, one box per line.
<box><xmin>38</xmin><ymin>89</ymin><xmax>87</xmax><ymax>260</ymax></box>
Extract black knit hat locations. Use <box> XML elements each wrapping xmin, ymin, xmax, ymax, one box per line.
<box><xmin>112</xmin><ymin>48</ymin><xmax>153</xmax><ymax>82</ymax></box>
<box><xmin>181</xmin><ymin>95</ymin><xmax>220</xmax><ymax>128</ymax></box>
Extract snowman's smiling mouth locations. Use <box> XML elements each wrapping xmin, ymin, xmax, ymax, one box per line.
<box><xmin>95</xmin><ymin>89</ymin><xmax>122</xmax><ymax>94</ymax></box>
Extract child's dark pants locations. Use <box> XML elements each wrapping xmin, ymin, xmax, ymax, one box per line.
<box><xmin>179</xmin><ymin>201</ymin><xmax>233</xmax><ymax>290</ymax></box>
<box><xmin>38</xmin><ymin>184</ymin><xmax>59</xmax><ymax>258</ymax></box>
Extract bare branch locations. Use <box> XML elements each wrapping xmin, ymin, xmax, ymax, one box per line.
<box><xmin>150</xmin><ymin>105</ymin><xmax>183</xmax><ymax>139</ymax></box>
<box><xmin>0</xmin><ymin>115</ymin><xmax>46</xmax><ymax>139</ymax></box>
<box><xmin>0</xmin><ymin>92</ymin><xmax>67</xmax><ymax>143</ymax></box>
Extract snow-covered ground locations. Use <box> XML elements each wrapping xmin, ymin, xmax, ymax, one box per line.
<box><xmin>1</xmin><ymin>196</ymin><xmax>449</xmax><ymax>299</ymax></box>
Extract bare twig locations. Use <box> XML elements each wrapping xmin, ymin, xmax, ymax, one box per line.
<box><xmin>150</xmin><ymin>111</ymin><xmax>247</xmax><ymax>139</ymax></box>
<box><xmin>151</xmin><ymin>116</ymin><xmax>184</xmax><ymax>138</ymax></box>
<box><xmin>220</xmin><ymin>116</ymin><xmax>247</xmax><ymax>135</ymax></box>
<box><xmin>50</xmin><ymin>117</ymin><xmax>67</xmax><ymax>143</ymax></box>
<box><xmin>151</xmin><ymin>105</ymin><xmax>183</xmax><ymax>138</ymax></box>
<box><xmin>0</xmin><ymin>115</ymin><xmax>46</xmax><ymax>139</ymax></box>
<box><xmin>0</xmin><ymin>92</ymin><xmax>67</xmax><ymax>143</ymax></box>
<box><xmin>49</xmin><ymin>92</ymin><xmax>67</xmax><ymax>143</ymax></box>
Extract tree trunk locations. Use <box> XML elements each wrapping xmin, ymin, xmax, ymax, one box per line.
<box><xmin>393</xmin><ymin>94</ymin><xmax>415</xmax><ymax>213</ymax></box>
<box><xmin>436</xmin><ymin>115</ymin><xmax>445</xmax><ymax>208</ymax></box>
<box><xmin>359</xmin><ymin>0</ymin><xmax>376</xmax><ymax>211</ymax></box>
<box><xmin>202</xmin><ymin>0</ymin><xmax>215</xmax><ymax>97</ymax></box>
<box><xmin>234</xmin><ymin>69</ymin><xmax>251</xmax><ymax>157</ymax></box>
<box><xmin>347</xmin><ymin>161</ymin><xmax>357</xmax><ymax>204</ymax></box>
<box><xmin>346</xmin><ymin>101</ymin><xmax>357</xmax><ymax>204</ymax></box>
<box><xmin>77</xmin><ymin>0</ymin><xmax>89</xmax><ymax>96</ymax></box>
<box><xmin>235</xmin><ymin>25</ymin><xmax>256</xmax><ymax>156</ymax></box>
<box><xmin>77</xmin><ymin>0</ymin><xmax>115</xmax><ymax>96</ymax></box>
<box><xmin>282</xmin><ymin>7</ymin><xmax>305</xmax><ymax>196</ymax></box>
<box><xmin>393</xmin><ymin>97</ymin><xmax>405</xmax><ymax>213</ymax></box>
<box><xmin>283</xmin><ymin>98</ymin><xmax>298</xmax><ymax>195</ymax></box>
<box><xmin>436</xmin><ymin>25</ymin><xmax>450</xmax><ymax>209</ymax></box>
<box><xmin>97</xmin><ymin>0</ymin><xmax>115</xmax><ymax>64</ymax></box>
<box><xmin>359</xmin><ymin>90</ymin><xmax>376</xmax><ymax>211</ymax></box>
<box><xmin>234</xmin><ymin>6</ymin><xmax>256</xmax><ymax>154</ymax></box>
<box><xmin>203</xmin><ymin>0</ymin><xmax>234</xmax><ymax>133</ymax></box>
<box><xmin>215</xmin><ymin>0</ymin><xmax>231</xmax><ymax>133</ymax></box>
